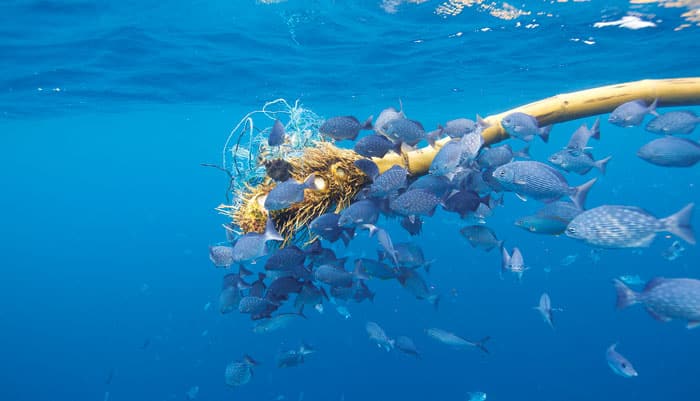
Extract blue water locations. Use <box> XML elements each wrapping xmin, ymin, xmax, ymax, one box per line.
<box><xmin>2</xmin><ymin>1</ymin><xmax>700</xmax><ymax>400</ymax></box>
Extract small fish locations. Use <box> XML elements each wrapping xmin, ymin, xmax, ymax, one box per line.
<box><xmin>383</xmin><ymin>118</ymin><xmax>426</xmax><ymax>146</ymax></box>
<box><xmin>442</xmin><ymin>190</ymin><xmax>481</xmax><ymax>219</ymax></box>
<box><xmin>265</xmin><ymin>246</ymin><xmax>307</xmax><ymax>271</ymax></box>
<box><xmin>514</xmin><ymin>214</ymin><xmax>569</xmax><ymax>235</ymax></box>
<box><xmin>374</xmin><ymin>105</ymin><xmax>405</xmax><ymax>137</ymax></box>
<box><xmin>225</xmin><ymin>355</ymin><xmax>258</xmax><ymax>387</ymax></box>
<box><xmin>266</xmin><ymin>276</ymin><xmax>304</xmax><ymax>302</ymax></box>
<box><xmin>335</xmin><ymin>305</ymin><xmax>352</xmax><ymax>319</ymax></box>
<box><xmin>277</xmin><ymin>344</ymin><xmax>314</xmax><ymax>368</ymax></box>
<box><xmin>354</xmin><ymin>134</ymin><xmax>398</xmax><ymax>158</ymax></box>
<box><xmin>368</xmin><ymin>165</ymin><xmax>408</xmax><ymax>198</ymax></box>
<box><xmin>408</xmin><ymin>175</ymin><xmax>452</xmax><ymax>199</ymax></box>
<box><xmin>662</xmin><ymin>240</ymin><xmax>685</xmax><ymax>261</ymax></box>
<box><xmin>560</xmin><ymin>254</ymin><xmax>578</xmax><ymax>266</ymax></box>
<box><xmin>466</xmin><ymin>392</ymin><xmax>487</xmax><ymax>401</ymax></box>
<box><xmin>379</xmin><ymin>242</ymin><xmax>430</xmax><ymax>271</ymax></box>
<box><xmin>309</xmin><ymin>213</ymin><xmax>354</xmax><ymax>246</ymax></box>
<box><xmin>548</xmin><ymin>149</ymin><xmax>611</xmax><ymax>175</ymax></box>
<box><xmin>477</xmin><ymin>144</ymin><xmax>529</xmax><ymax>170</ymax></box>
<box><xmin>395</xmin><ymin>336</ymin><xmax>421</xmax><ymax>358</ymax></box>
<box><xmin>425</xmin><ymin>328</ymin><xmax>490</xmax><ymax>354</ymax></box>
<box><xmin>442</xmin><ymin>118</ymin><xmax>479</xmax><ymax>138</ymax></box>
<box><xmin>268</xmin><ymin>119</ymin><xmax>286</xmax><ymax>146</ymax></box>
<box><xmin>400</xmin><ymin>215</ymin><xmax>423</xmax><ymax>236</ymax></box>
<box><xmin>265</xmin><ymin>175</ymin><xmax>319</xmax><ymax>211</ymax></box>
<box><xmin>608</xmin><ymin>99</ymin><xmax>657</xmax><ymax>127</ymax></box>
<box><xmin>238</xmin><ymin>296</ymin><xmax>278</xmax><ymax>315</ymax></box>
<box><xmin>320</xmin><ymin>116</ymin><xmax>373</xmax><ymax>141</ymax></box>
<box><xmin>645</xmin><ymin>110</ymin><xmax>700</xmax><ymax>135</ymax></box>
<box><xmin>617</xmin><ymin>274</ymin><xmax>645</xmax><ymax>286</ymax></box>
<box><xmin>492</xmin><ymin>161</ymin><xmax>596</xmax><ymax>208</ymax></box>
<box><xmin>231</xmin><ymin>218</ymin><xmax>284</xmax><ymax>262</ymax></box>
<box><xmin>253</xmin><ymin>312</ymin><xmax>305</xmax><ymax>334</ymax></box>
<box><xmin>363</xmin><ymin>223</ymin><xmax>399</xmax><ymax>266</ymax></box>
<box><xmin>637</xmin><ymin>136</ymin><xmax>700</xmax><ymax>167</ymax></box>
<box><xmin>533</xmin><ymin>293</ymin><xmax>562</xmax><ymax>328</ymax></box>
<box><xmin>338</xmin><ymin>200</ymin><xmax>379</xmax><ymax>228</ymax></box>
<box><xmin>566</xmin><ymin>203</ymin><xmax>695</xmax><ymax>248</ymax></box>
<box><xmin>354</xmin><ymin>159</ymin><xmax>380</xmax><ymax>182</ymax></box>
<box><xmin>501</xmin><ymin>247</ymin><xmax>527</xmax><ymax>280</ymax></box>
<box><xmin>397</xmin><ymin>268</ymin><xmax>439</xmax><ymax>308</ymax></box>
<box><xmin>294</xmin><ymin>281</ymin><xmax>328</xmax><ymax>309</ymax></box>
<box><xmin>566</xmin><ymin>118</ymin><xmax>600</xmax><ymax>150</ymax></box>
<box><xmin>366</xmin><ymin>321</ymin><xmax>394</xmax><ymax>351</ymax></box>
<box><xmin>614</xmin><ymin>277</ymin><xmax>700</xmax><ymax>328</ymax></box>
<box><xmin>209</xmin><ymin>245</ymin><xmax>234</xmax><ymax>267</ymax></box>
<box><xmin>389</xmin><ymin>189</ymin><xmax>441</xmax><ymax>220</ymax></box>
<box><xmin>500</xmin><ymin>112</ymin><xmax>550</xmax><ymax>142</ymax></box>
<box><xmin>264</xmin><ymin>158</ymin><xmax>293</xmax><ymax>182</ymax></box>
<box><xmin>606</xmin><ymin>344</ymin><xmax>638</xmax><ymax>378</ymax></box>
<box><xmin>459</xmin><ymin>225</ymin><xmax>503</xmax><ymax>252</ymax></box>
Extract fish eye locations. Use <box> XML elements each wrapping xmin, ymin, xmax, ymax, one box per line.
<box><xmin>567</xmin><ymin>227</ymin><xmax>576</xmax><ymax>233</ymax></box>
<box><xmin>621</xmin><ymin>363</ymin><xmax>627</xmax><ymax>368</ymax></box>
<box><xmin>499</xmin><ymin>170</ymin><xmax>506</xmax><ymax>177</ymax></box>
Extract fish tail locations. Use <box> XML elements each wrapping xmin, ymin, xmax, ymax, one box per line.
<box><xmin>570</xmin><ymin>178</ymin><xmax>597</xmax><ymax>209</ymax></box>
<box><xmin>539</xmin><ymin>125</ymin><xmax>552</xmax><ymax>143</ymax></box>
<box><xmin>613</xmin><ymin>279</ymin><xmax>639</xmax><ymax>310</ymax></box>
<box><xmin>660</xmin><ymin>203</ymin><xmax>695</xmax><ymax>245</ymax></box>
<box><xmin>590</xmin><ymin>117</ymin><xmax>601</xmax><ymax>140</ymax></box>
<box><xmin>362</xmin><ymin>115</ymin><xmax>373</xmax><ymax>130</ymax></box>
<box><xmin>648</xmin><ymin>98</ymin><xmax>659</xmax><ymax>117</ymax></box>
<box><xmin>596</xmin><ymin>155</ymin><xmax>613</xmax><ymax>174</ymax></box>
<box><xmin>303</xmin><ymin>174</ymin><xmax>319</xmax><ymax>191</ymax></box>
<box><xmin>264</xmin><ymin>218</ymin><xmax>284</xmax><ymax>242</ymax></box>
<box><xmin>474</xmin><ymin>336</ymin><xmax>491</xmax><ymax>354</ymax></box>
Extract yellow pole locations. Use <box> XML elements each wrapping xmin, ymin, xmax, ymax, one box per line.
<box><xmin>373</xmin><ymin>78</ymin><xmax>700</xmax><ymax>175</ymax></box>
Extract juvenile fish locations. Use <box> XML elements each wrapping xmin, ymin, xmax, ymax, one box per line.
<box><xmin>500</xmin><ymin>112</ymin><xmax>550</xmax><ymax>142</ymax></box>
<box><xmin>442</xmin><ymin>118</ymin><xmax>479</xmax><ymax>138</ymax></box>
<box><xmin>252</xmin><ymin>312</ymin><xmax>305</xmax><ymax>334</ymax></box>
<box><xmin>566</xmin><ymin>203</ymin><xmax>695</xmax><ymax>248</ymax></box>
<box><xmin>606</xmin><ymin>343</ymin><xmax>638</xmax><ymax>378</ymax></box>
<box><xmin>608</xmin><ymin>99</ymin><xmax>657</xmax><ymax>127</ymax></box>
<box><xmin>514</xmin><ymin>214</ymin><xmax>569</xmax><ymax>235</ymax></box>
<box><xmin>637</xmin><ymin>136</ymin><xmax>700</xmax><ymax>167</ymax></box>
<box><xmin>645</xmin><ymin>110</ymin><xmax>700</xmax><ymax>135</ymax></box>
<box><xmin>320</xmin><ymin>116</ymin><xmax>373</xmax><ymax>141</ymax></box>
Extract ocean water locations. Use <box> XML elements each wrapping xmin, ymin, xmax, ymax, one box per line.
<box><xmin>2</xmin><ymin>1</ymin><xmax>700</xmax><ymax>401</ymax></box>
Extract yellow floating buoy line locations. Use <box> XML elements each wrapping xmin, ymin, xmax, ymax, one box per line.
<box><xmin>217</xmin><ymin>78</ymin><xmax>700</xmax><ymax>243</ymax></box>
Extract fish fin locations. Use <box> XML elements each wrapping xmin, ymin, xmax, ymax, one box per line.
<box><xmin>515</xmin><ymin>144</ymin><xmax>530</xmax><ymax>159</ymax></box>
<box><xmin>476</xmin><ymin>114</ymin><xmax>491</xmax><ymax>129</ymax></box>
<box><xmin>643</xmin><ymin>277</ymin><xmax>666</xmax><ymax>291</ymax></box>
<box><xmin>362</xmin><ymin>223</ymin><xmax>378</xmax><ymax>237</ymax></box>
<box><xmin>648</xmin><ymin>98</ymin><xmax>659</xmax><ymax>117</ymax></box>
<box><xmin>590</xmin><ymin>117</ymin><xmax>601</xmax><ymax>140</ymax></box>
<box><xmin>570</xmin><ymin>178</ymin><xmax>597</xmax><ymax>209</ymax></box>
<box><xmin>687</xmin><ymin>321</ymin><xmax>700</xmax><ymax>329</ymax></box>
<box><xmin>340</xmin><ymin>231</ymin><xmax>352</xmax><ymax>247</ymax></box>
<box><xmin>596</xmin><ymin>156</ymin><xmax>612</xmax><ymax>174</ymax></box>
<box><xmin>539</xmin><ymin>125</ymin><xmax>552</xmax><ymax>143</ymax></box>
<box><xmin>400</xmin><ymin>142</ymin><xmax>414</xmax><ymax>154</ymax></box>
<box><xmin>474</xmin><ymin>336</ymin><xmax>490</xmax><ymax>354</ymax></box>
<box><xmin>427</xmin><ymin>126</ymin><xmax>443</xmax><ymax>147</ymax></box>
<box><xmin>239</xmin><ymin>265</ymin><xmax>253</xmax><ymax>277</ymax></box>
<box><xmin>660</xmin><ymin>203</ymin><xmax>695</xmax><ymax>245</ymax></box>
<box><xmin>361</xmin><ymin>115</ymin><xmax>373</xmax><ymax>130</ymax></box>
<box><xmin>646</xmin><ymin>308</ymin><xmax>672</xmax><ymax>322</ymax></box>
<box><xmin>303</xmin><ymin>174</ymin><xmax>319</xmax><ymax>190</ymax></box>
<box><xmin>612</xmin><ymin>279</ymin><xmax>639</xmax><ymax>310</ymax></box>
<box><xmin>515</xmin><ymin>193</ymin><xmax>528</xmax><ymax>202</ymax></box>
<box><xmin>264</xmin><ymin>218</ymin><xmax>284</xmax><ymax>242</ymax></box>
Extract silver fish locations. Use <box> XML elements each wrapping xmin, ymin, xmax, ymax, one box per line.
<box><xmin>637</xmin><ymin>136</ymin><xmax>700</xmax><ymax>167</ymax></box>
<box><xmin>566</xmin><ymin>204</ymin><xmax>695</xmax><ymax>248</ymax></box>
<box><xmin>548</xmin><ymin>149</ymin><xmax>611</xmax><ymax>175</ymax></box>
<box><xmin>500</xmin><ymin>112</ymin><xmax>550</xmax><ymax>142</ymax></box>
<box><xmin>366</xmin><ymin>321</ymin><xmax>394</xmax><ymax>351</ymax></box>
<box><xmin>252</xmin><ymin>313</ymin><xmax>305</xmax><ymax>334</ymax></box>
<box><xmin>614</xmin><ymin>277</ymin><xmax>700</xmax><ymax>328</ymax></box>
<box><xmin>606</xmin><ymin>343</ymin><xmax>638</xmax><ymax>378</ymax></box>
<box><xmin>425</xmin><ymin>328</ymin><xmax>490</xmax><ymax>354</ymax></box>
<box><xmin>617</xmin><ymin>274</ymin><xmax>645</xmax><ymax>286</ymax></box>
<box><xmin>608</xmin><ymin>99</ymin><xmax>657</xmax><ymax>127</ymax></box>
<box><xmin>566</xmin><ymin>118</ymin><xmax>600</xmax><ymax>150</ymax></box>
<box><xmin>533</xmin><ymin>293</ymin><xmax>562</xmax><ymax>328</ymax></box>
<box><xmin>225</xmin><ymin>355</ymin><xmax>258</xmax><ymax>386</ymax></box>
<box><xmin>645</xmin><ymin>110</ymin><xmax>700</xmax><ymax>135</ymax></box>
<box><xmin>501</xmin><ymin>247</ymin><xmax>527</xmax><ymax>280</ymax></box>
<box><xmin>492</xmin><ymin>161</ymin><xmax>596</xmax><ymax>208</ymax></box>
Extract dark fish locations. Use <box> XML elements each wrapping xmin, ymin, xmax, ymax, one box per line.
<box><xmin>354</xmin><ymin>134</ymin><xmax>398</xmax><ymax>158</ymax></box>
<box><xmin>645</xmin><ymin>110</ymin><xmax>700</xmax><ymax>135</ymax></box>
<box><xmin>265</xmin><ymin>246</ymin><xmax>307</xmax><ymax>271</ymax></box>
<box><xmin>500</xmin><ymin>112</ymin><xmax>550</xmax><ymax>142</ymax></box>
<box><xmin>309</xmin><ymin>213</ymin><xmax>354</xmax><ymax>246</ymax></box>
<box><xmin>609</xmin><ymin>99</ymin><xmax>657</xmax><ymax>127</ymax></box>
<box><xmin>294</xmin><ymin>281</ymin><xmax>328</xmax><ymax>309</ymax></box>
<box><xmin>397</xmin><ymin>268</ymin><xmax>439</xmax><ymax>308</ymax></box>
<box><xmin>369</xmin><ymin>165</ymin><xmax>408</xmax><ymax>198</ymax></box>
<box><xmin>566</xmin><ymin>118</ymin><xmax>600</xmax><ymax>150</ymax></box>
<box><xmin>209</xmin><ymin>245</ymin><xmax>234</xmax><ymax>267</ymax></box>
<box><xmin>408</xmin><ymin>175</ymin><xmax>452</xmax><ymax>199</ymax></box>
<box><xmin>395</xmin><ymin>336</ymin><xmax>421</xmax><ymax>358</ymax></box>
<box><xmin>548</xmin><ymin>149</ymin><xmax>611</xmax><ymax>175</ymax></box>
<box><xmin>266</xmin><ymin>276</ymin><xmax>303</xmax><ymax>302</ymax></box>
<box><xmin>354</xmin><ymin>159</ymin><xmax>380</xmax><ymax>180</ymax></box>
<box><xmin>566</xmin><ymin>203</ymin><xmax>695</xmax><ymax>248</ymax></box>
<box><xmin>383</xmin><ymin>118</ymin><xmax>426</xmax><ymax>146</ymax></box>
<box><xmin>338</xmin><ymin>200</ymin><xmax>379</xmax><ymax>228</ymax></box>
<box><xmin>249</xmin><ymin>272</ymin><xmax>267</xmax><ymax>298</ymax></box>
<box><xmin>425</xmin><ymin>328</ymin><xmax>490</xmax><ymax>354</ymax></box>
<box><xmin>252</xmin><ymin>312</ymin><xmax>305</xmax><ymax>334</ymax></box>
<box><xmin>492</xmin><ymin>161</ymin><xmax>596</xmax><ymax>208</ymax></box>
<box><xmin>366</xmin><ymin>321</ymin><xmax>394</xmax><ymax>351</ymax></box>
<box><xmin>637</xmin><ymin>137</ymin><xmax>700</xmax><ymax>167</ymax></box>
<box><xmin>313</xmin><ymin>264</ymin><xmax>363</xmax><ymax>288</ymax></box>
<box><xmin>501</xmin><ymin>247</ymin><xmax>527</xmax><ymax>280</ymax></box>
<box><xmin>219</xmin><ymin>286</ymin><xmax>242</xmax><ymax>314</ymax></box>
<box><xmin>238</xmin><ymin>296</ymin><xmax>278</xmax><ymax>315</ymax></box>
<box><xmin>606</xmin><ymin>343</ymin><xmax>638</xmax><ymax>378</ymax></box>
<box><xmin>353</xmin><ymin>280</ymin><xmax>376</xmax><ymax>303</ymax></box>
<box><xmin>264</xmin><ymin>175</ymin><xmax>318</xmax><ymax>211</ymax></box>
<box><xmin>477</xmin><ymin>144</ymin><xmax>530</xmax><ymax>169</ymax></box>
<box><xmin>268</xmin><ymin>119</ymin><xmax>285</xmax><ymax>146</ymax></box>
<box><xmin>225</xmin><ymin>355</ymin><xmax>257</xmax><ymax>387</ymax></box>
<box><xmin>355</xmin><ymin>258</ymin><xmax>398</xmax><ymax>280</ymax></box>
<box><xmin>400</xmin><ymin>215</ymin><xmax>423</xmax><ymax>236</ymax></box>
<box><xmin>442</xmin><ymin>190</ymin><xmax>480</xmax><ymax>218</ymax></box>
<box><xmin>390</xmin><ymin>189</ymin><xmax>441</xmax><ymax>220</ymax></box>
<box><xmin>277</xmin><ymin>344</ymin><xmax>314</xmax><ymax>368</ymax></box>
<box><xmin>614</xmin><ymin>277</ymin><xmax>700</xmax><ymax>328</ymax></box>
<box><xmin>231</xmin><ymin>218</ymin><xmax>284</xmax><ymax>262</ymax></box>
<box><xmin>320</xmin><ymin>116</ymin><xmax>372</xmax><ymax>141</ymax></box>
<box><xmin>380</xmin><ymin>242</ymin><xmax>430</xmax><ymax>271</ymax></box>
<box><xmin>264</xmin><ymin>158</ymin><xmax>293</xmax><ymax>182</ymax></box>
<box><xmin>459</xmin><ymin>225</ymin><xmax>503</xmax><ymax>252</ymax></box>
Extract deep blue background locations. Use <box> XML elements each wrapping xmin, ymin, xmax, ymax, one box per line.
<box><xmin>2</xmin><ymin>1</ymin><xmax>699</xmax><ymax>400</ymax></box>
